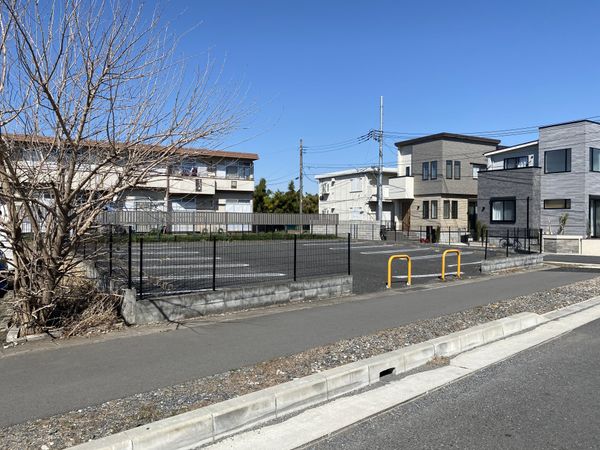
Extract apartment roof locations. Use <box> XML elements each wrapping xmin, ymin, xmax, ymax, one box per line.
<box><xmin>483</xmin><ymin>140</ymin><xmax>538</xmax><ymax>157</ymax></box>
<box><xmin>539</xmin><ymin>119</ymin><xmax>600</xmax><ymax>129</ymax></box>
<box><xmin>0</xmin><ymin>133</ymin><xmax>259</xmax><ymax>161</ymax></box>
<box><xmin>394</xmin><ymin>132</ymin><xmax>500</xmax><ymax>148</ymax></box>
<box><xmin>314</xmin><ymin>167</ymin><xmax>397</xmax><ymax>180</ymax></box>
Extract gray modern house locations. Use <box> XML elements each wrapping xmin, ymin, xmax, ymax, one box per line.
<box><xmin>477</xmin><ymin>119</ymin><xmax>600</xmax><ymax>241</ymax></box>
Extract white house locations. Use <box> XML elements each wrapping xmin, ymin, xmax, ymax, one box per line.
<box><xmin>315</xmin><ymin>167</ymin><xmax>398</xmax><ymax>222</ymax></box>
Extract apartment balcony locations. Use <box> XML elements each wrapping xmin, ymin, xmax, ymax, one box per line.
<box><xmin>388</xmin><ymin>176</ymin><xmax>414</xmax><ymax>199</ymax></box>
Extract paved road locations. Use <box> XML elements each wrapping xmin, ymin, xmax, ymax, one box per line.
<box><xmin>310</xmin><ymin>318</ymin><xmax>600</xmax><ymax>450</ymax></box>
<box><xmin>0</xmin><ymin>268</ymin><xmax>595</xmax><ymax>428</ymax></box>
<box><xmin>545</xmin><ymin>254</ymin><xmax>600</xmax><ymax>265</ymax></box>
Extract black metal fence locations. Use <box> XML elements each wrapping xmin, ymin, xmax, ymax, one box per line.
<box><xmin>484</xmin><ymin>227</ymin><xmax>543</xmax><ymax>259</ymax></box>
<box><xmin>88</xmin><ymin>227</ymin><xmax>351</xmax><ymax>299</ymax></box>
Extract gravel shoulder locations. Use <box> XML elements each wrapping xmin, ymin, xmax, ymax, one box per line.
<box><xmin>2</xmin><ymin>275</ymin><xmax>600</xmax><ymax>450</ymax></box>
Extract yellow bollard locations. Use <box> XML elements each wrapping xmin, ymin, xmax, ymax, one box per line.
<box><xmin>441</xmin><ymin>249</ymin><xmax>461</xmax><ymax>281</ymax></box>
<box><xmin>387</xmin><ymin>254</ymin><xmax>411</xmax><ymax>288</ymax></box>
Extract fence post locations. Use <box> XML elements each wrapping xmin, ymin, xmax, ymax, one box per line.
<box><xmin>212</xmin><ymin>236</ymin><xmax>217</xmax><ymax>291</ymax></box>
<box><xmin>484</xmin><ymin>229</ymin><xmax>488</xmax><ymax>260</ymax></box>
<box><xmin>127</xmin><ymin>226</ymin><xmax>132</xmax><ymax>290</ymax></box>
<box><xmin>506</xmin><ymin>228</ymin><xmax>510</xmax><ymax>258</ymax></box>
<box><xmin>293</xmin><ymin>234</ymin><xmax>297</xmax><ymax>281</ymax></box>
<box><xmin>347</xmin><ymin>232</ymin><xmax>351</xmax><ymax>275</ymax></box>
<box><xmin>139</xmin><ymin>237</ymin><xmax>143</xmax><ymax>300</ymax></box>
<box><xmin>108</xmin><ymin>225</ymin><xmax>113</xmax><ymax>277</ymax></box>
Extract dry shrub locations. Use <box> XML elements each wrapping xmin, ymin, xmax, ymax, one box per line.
<box><xmin>46</xmin><ymin>276</ymin><xmax>123</xmax><ymax>338</ymax></box>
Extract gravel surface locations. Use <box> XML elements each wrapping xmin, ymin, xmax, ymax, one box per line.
<box><xmin>2</xmin><ymin>275</ymin><xmax>600</xmax><ymax>450</ymax></box>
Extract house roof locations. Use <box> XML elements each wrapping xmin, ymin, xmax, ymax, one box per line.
<box><xmin>483</xmin><ymin>140</ymin><xmax>538</xmax><ymax>157</ymax></box>
<box><xmin>539</xmin><ymin>119</ymin><xmax>600</xmax><ymax>129</ymax></box>
<box><xmin>314</xmin><ymin>167</ymin><xmax>397</xmax><ymax>180</ymax></box>
<box><xmin>0</xmin><ymin>133</ymin><xmax>259</xmax><ymax>161</ymax></box>
<box><xmin>394</xmin><ymin>132</ymin><xmax>500</xmax><ymax>148</ymax></box>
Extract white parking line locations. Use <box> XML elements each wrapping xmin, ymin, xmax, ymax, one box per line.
<box><xmin>141</xmin><ymin>263</ymin><xmax>250</xmax><ymax>270</ymax></box>
<box><xmin>147</xmin><ymin>273</ymin><xmax>287</xmax><ymax>281</ymax></box>
<box><xmin>448</xmin><ymin>261</ymin><xmax>482</xmax><ymax>268</ymax></box>
<box><xmin>392</xmin><ymin>271</ymin><xmax>464</xmax><ymax>279</ymax></box>
<box><xmin>327</xmin><ymin>245</ymin><xmax>402</xmax><ymax>251</ymax></box>
<box><xmin>359</xmin><ymin>248</ymin><xmax>432</xmax><ymax>255</ymax></box>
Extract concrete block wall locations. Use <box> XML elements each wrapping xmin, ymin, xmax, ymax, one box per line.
<box><xmin>480</xmin><ymin>254</ymin><xmax>543</xmax><ymax>273</ymax></box>
<box><xmin>121</xmin><ymin>275</ymin><xmax>353</xmax><ymax>324</ymax></box>
<box><xmin>543</xmin><ymin>235</ymin><xmax>581</xmax><ymax>254</ymax></box>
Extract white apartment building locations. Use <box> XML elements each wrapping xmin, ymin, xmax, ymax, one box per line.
<box><xmin>122</xmin><ymin>148</ymin><xmax>259</xmax><ymax>214</ymax></box>
<box><xmin>315</xmin><ymin>167</ymin><xmax>398</xmax><ymax>221</ymax></box>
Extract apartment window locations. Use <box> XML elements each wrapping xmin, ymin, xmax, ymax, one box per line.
<box><xmin>545</xmin><ymin>148</ymin><xmax>571</xmax><ymax>173</ymax></box>
<box><xmin>472</xmin><ymin>164</ymin><xmax>486</xmax><ymax>179</ymax></box>
<box><xmin>350</xmin><ymin>178</ymin><xmax>362</xmax><ymax>192</ymax></box>
<box><xmin>503</xmin><ymin>156</ymin><xmax>528</xmax><ymax>169</ymax></box>
<box><xmin>431</xmin><ymin>200</ymin><xmax>438</xmax><ymax>219</ymax></box>
<box><xmin>451</xmin><ymin>200</ymin><xmax>458</xmax><ymax>219</ymax></box>
<box><xmin>430</xmin><ymin>161</ymin><xmax>438</xmax><ymax>180</ymax></box>
<box><xmin>207</xmin><ymin>164</ymin><xmax>216</xmax><ymax>177</ymax></box>
<box><xmin>544</xmin><ymin>199</ymin><xmax>571</xmax><ymax>209</ymax></box>
<box><xmin>454</xmin><ymin>161</ymin><xmax>461</xmax><ymax>180</ymax></box>
<box><xmin>443</xmin><ymin>200</ymin><xmax>450</xmax><ymax>219</ymax></box>
<box><xmin>591</xmin><ymin>148</ymin><xmax>600</xmax><ymax>172</ymax></box>
<box><xmin>422</xmin><ymin>162</ymin><xmax>430</xmax><ymax>180</ymax></box>
<box><xmin>490</xmin><ymin>197</ymin><xmax>516</xmax><ymax>223</ymax></box>
<box><xmin>446</xmin><ymin>160</ymin><xmax>453</xmax><ymax>179</ymax></box>
<box><xmin>423</xmin><ymin>200</ymin><xmax>429</xmax><ymax>219</ymax></box>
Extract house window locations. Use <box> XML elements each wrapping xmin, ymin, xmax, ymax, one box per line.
<box><xmin>544</xmin><ymin>148</ymin><xmax>571</xmax><ymax>173</ymax></box>
<box><xmin>472</xmin><ymin>164</ymin><xmax>486</xmax><ymax>179</ymax></box>
<box><xmin>422</xmin><ymin>162</ymin><xmax>429</xmax><ymax>180</ymax></box>
<box><xmin>423</xmin><ymin>200</ymin><xmax>429</xmax><ymax>219</ymax></box>
<box><xmin>451</xmin><ymin>200</ymin><xmax>458</xmax><ymax>219</ymax></box>
<box><xmin>443</xmin><ymin>200</ymin><xmax>450</xmax><ymax>219</ymax></box>
<box><xmin>503</xmin><ymin>156</ymin><xmax>528</xmax><ymax>169</ymax></box>
<box><xmin>431</xmin><ymin>200</ymin><xmax>438</xmax><ymax>219</ymax></box>
<box><xmin>430</xmin><ymin>161</ymin><xmax>438</xmax><ymax>180</ymax></box>
<box><xmin>195</xmin><ymin>179</ymin><xmax>202</xmax><ymax>192</ymax></box>
<box><xmin>350</xmin><ymin>178</ymin><xmax>362</xmax><ymax>192</ymax></box>
<box><xmin>446</xmin><ymin>160</ymin><xmax>453</xmax><ymax>179</ymax></box>
<box><xmin>591</xmin><ymin>148</ymin><xmax>600</xmax><ymax>172</ymax></box>
<box><xmin>544</xmin><ymin>199</ymin><xmax>571</xmax><ymax>209</ymax></box>
<box><xmin>454</xmin><ymin>161</ymin><xmax>461</xmax><ymax>180</ymax></box>
<box><xmin>490</xmin><ymin>198</ymin><xmax>516</xmax><ymax>223</ymax></box>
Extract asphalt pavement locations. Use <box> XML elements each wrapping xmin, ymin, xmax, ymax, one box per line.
<box><xmin>309</xmin><ymin>318</ymin><xmax>600</xmax><ymax>450</ymax></box>
<box><xmin>0</xmin><ymin>267</ymin><xmax>595</xmax><ymax>428</ymax></box>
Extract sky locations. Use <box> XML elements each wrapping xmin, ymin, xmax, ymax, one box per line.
<box><xmin>156</xmin><ymin>0</ymin><xmax>600</xmax><ymax>193</ymax></box>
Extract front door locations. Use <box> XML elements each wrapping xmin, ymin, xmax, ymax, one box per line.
<box><xmin>591</xmin><ymin>198</ymin><xmax>600</xmax><ymax>237</ymax></box>
<box><xmin>468</xmin><ymin>201</ymin><xmax>478</xmax><ymax>238</ymax></box>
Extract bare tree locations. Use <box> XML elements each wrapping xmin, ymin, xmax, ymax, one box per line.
<box><xmin>0</xmin><ymin>0</ymin><xmax>243</xmax><ymax>334</ymax></box>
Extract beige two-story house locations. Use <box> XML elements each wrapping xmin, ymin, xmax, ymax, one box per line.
<box><xmin>389</xmin><ymin>133</ymin><xmax>500</xmax><ymax>237</ymax></box>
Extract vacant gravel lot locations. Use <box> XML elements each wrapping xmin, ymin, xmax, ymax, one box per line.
<box><xmin>2</xmin><ymin>275</ymin><xmax>600</xmax><ymax>450</ymax></box>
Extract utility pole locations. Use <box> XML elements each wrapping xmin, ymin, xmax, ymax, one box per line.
<box><xmin>377</xmin><ymin>96</ymin><xmax>384</xmax><ymax>222</ymax></box>
<box><xmin>299</xmin><ymin>138</ymin><xmax>304</xmax><ymax>219</ymax></box>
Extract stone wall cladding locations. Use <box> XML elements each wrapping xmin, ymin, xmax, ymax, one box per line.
<box><xmin>121</xmin><ymin>275</ymin><xmax>353</xmax><ymax>324</ymax></box>
<box><xmin>480</xmin><ymin>254</ymin><xmax>544</xmax><ymax>273</ymax></box>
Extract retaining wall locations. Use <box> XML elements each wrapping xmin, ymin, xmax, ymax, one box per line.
<box><xmin>480</xmin><ymin>254</ymin><xmax>544</xmax><ymax>274</ymax></box>
<box><xmin>121</xmin><ymin>275</ymin><xmax>353</xmax><ymax>325</ymax></box>
<box><xmin>542</xmin><ymin>235</ymin><xmax>582</xmax><ymax>254</ymax></box>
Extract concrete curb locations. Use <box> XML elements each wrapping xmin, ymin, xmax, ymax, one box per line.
<box><xmin>209</xmin><ymin>297</ymin><xmax>600</xmax><ymax>450</ymax></box>
<box><xmin>70</xmin><ymin>311</ymin><xmax>547</xmax><ymax>450</ymax></box>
